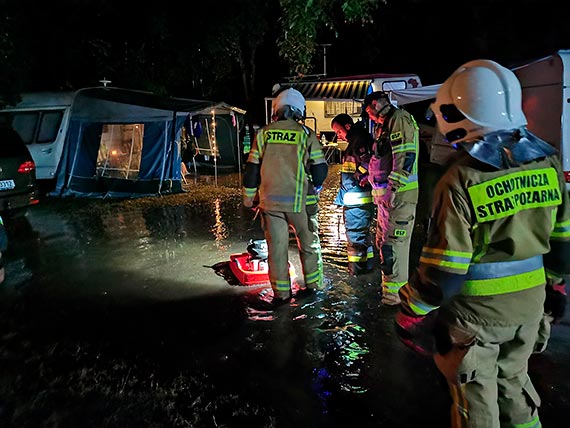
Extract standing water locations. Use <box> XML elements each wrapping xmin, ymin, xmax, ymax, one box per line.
<box><xmin>1</xmin><ymin>164</ymin><xmax>568</xmax><ymax>427</ymax></box>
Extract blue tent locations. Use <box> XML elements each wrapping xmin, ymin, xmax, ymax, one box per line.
<box><xmin>52</xmin><ymin>87</ymin><xmax>212</xmax><ymax>198</ymax></box>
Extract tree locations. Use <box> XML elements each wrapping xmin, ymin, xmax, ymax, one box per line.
<box><xmin>277</xmin><ymin>0</ymin><xmax>384</xmax><ymax>77</ymax></box>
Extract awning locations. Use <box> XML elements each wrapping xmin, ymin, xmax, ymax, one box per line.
<box><xmin>281</xmin><ymin>80</ymin><xmax>372</xmax><ymax>100</ymax></box>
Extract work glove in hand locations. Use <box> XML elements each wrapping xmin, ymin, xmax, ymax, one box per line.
<box><xmin>394</xmin><ymin>309</ymin><xmax>436</xmax><ymax>357</ymax></box>
<box><xmin>371</xmin><ymin>187</ymin><xmax>387</xmax><ymax>206</ymax></box>
<box><xmin>545</xmin><ymin>278</ymin><xmax>567</xmax><ymax>323</ymax></box>
<box><xmin>243</xmin><ymin>196</ymin><xmax>254</xmax><ymax>208</ymax></box>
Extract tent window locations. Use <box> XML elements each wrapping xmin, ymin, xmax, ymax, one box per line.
<box><xmin>324</xmin><ymin>101</ymin><xmax>362</xmax><ymax>118</ymax></box>
<box><xmin>97</xmin><ymin>124</ymin><xmax>144</xmax><ymax>179</ymax></box>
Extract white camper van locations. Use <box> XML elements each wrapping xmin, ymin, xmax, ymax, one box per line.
<box><xmin>513</xmin><ymin>49</ymin><xmax>570</xmax><ymax>190</ymax></box>
<box><xmin>390</xmin><ymin>50</ymin><xmax>570</xmax><ymax>191</ymax></box>
<box><xmin>0</xmin><ymin>92</ymin><xmax>74</xmax><ymax>182</ymax></box>
<box><xmin>266</xmin><ymin>73</ymin><xmax>423</xmax><ymax>142</ymax></box>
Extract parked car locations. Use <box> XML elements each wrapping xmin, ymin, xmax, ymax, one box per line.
<box><xmin>0</xmin><ymin>125</ymin><xmax>39</xmax><ymax>217</ymax></box>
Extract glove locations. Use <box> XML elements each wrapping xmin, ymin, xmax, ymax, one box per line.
<box><xmin>371</xmin><ymin>187</ymin><xmax>387</xmax><ymax>206</ymax></box>
<box><xmin>545</xmin><ymin>278</ymin><xmax>567</xmax><ymax>323</ymax></box>
<box><xmin>243</xmin><ymin>196</ymin><xmax>254</xmax><ymax>208</ymax></box>
<box><xmin>394</xmin><ymin>310</ymin><xmax>436</xmax><ymax>357</ymax></box>
<box><xmin>382</xmin><ymin>187</ymin><xmax>396</xmax><ymax>208</ymax></box>
<box><xmin>372</xmin><ymin>187</ymin><xmax>396</xmax><ymax>207</ymax></box>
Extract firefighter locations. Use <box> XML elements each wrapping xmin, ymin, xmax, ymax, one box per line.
<box><xmin>242</xmin><ymin>88</ymin><xmax>328</xmax><ymax>304</ymax></box>
<box><xmin>331</xmin><ymin>113</ymin><xmax>375</xmax><ymax>275</ymax></box>
<box><xmin>363</xmin><ymin>91</ymin><xmax>419</xmax><ymax>304</ymax></box>
<box><xmin>394</xmin><ymin>59</ymin><xmax>570</xmax><ymax>427</ymax></box>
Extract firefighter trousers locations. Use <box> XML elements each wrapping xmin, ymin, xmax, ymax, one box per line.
<box><xmin>438</xmin><ymin>318</ymin><xmax>542</xmax><ymax>428</ymax></box>
<box><xmin>307</xmin><ymin>202</ymin><xmax>324</xmax><ymax>284</ymax></box>
<box><xmin>262</xmin><ymin>209</ymin><xmax>323</xmax><ymax>299</ymax></box>
<box><xmin>375</xmin><ymin>198</ymin><xmax>417</xmax><ymax>296</ymax></box>
<box><xmin>343</xmin><ymin>203</ymin><xmax>375</xmax><ymax>275</ymax></box>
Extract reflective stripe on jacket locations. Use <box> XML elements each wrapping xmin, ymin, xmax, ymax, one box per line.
<box><xmin>400</xmin><ymin>151</ymin><xmax>570</xmax><ymax>322</ymax></box>
<box><xmin>368</xmin><ymin>108</ymin><xmax>419</xmax><ymax>202</ymax></box>
<box><xmin>243</xmin><ymin>119</ymin><xmax>326</xmax><ymax>213</ymax></box>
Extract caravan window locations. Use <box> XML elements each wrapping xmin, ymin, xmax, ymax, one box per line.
<box><xmin>0</xmin><ymin>110</ymin><xmax>64</xmax><ymax>144</ymax></box>
<box><xmin>382</xmin><ymin>81</ymin><xmax>407</xmax><ymax>91</ymax></box>
<box><xmin>37</xmin><ymin>111</ymin><xmax>63</xmax><ymax>143</ymax></box>
<box><xmin>97</xmin><ymin>124</ymin><xmax>144</xmax><ymax>180</ymax></box>
<box><xmin>324</xmin><ymin>101</ymin><xmax>362</xmax><ymax>118</ymax></box>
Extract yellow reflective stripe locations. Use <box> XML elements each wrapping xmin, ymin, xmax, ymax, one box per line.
<box><xmin>310</xmin><ymin>150</ymin><xmax>324</xmax><ymax>161</ymax></box>
<box><xmin>357</xmin><ymin>165</ymin><xmax>368</xmax><ymax>174</ymax></box>
<box><xmin>468</xmin><ymin>167</ymin><xmax>562</xmax><ymax>223</ymax></box>
<box><xmin>398</xmin><ymin>181</ymin><xmax>419</xmax><ymax>192</ymax></box>
<box><xmin>392</xmin><ymin>143</ymin><xmax>417</xmax><ymax>154</ymax></box>
<box><xmin>348</xmin><ymin>254</ymin><xmax>367</xmax><ymax>262</ymax></box>
<box><xmin>341</xmin><ymin>161</ymin><xmax>357</xmax><ymax>173</ymax></box>
<box><xmin>461</xmin><ymin>267</ymin><xmax>545</xmax><ymax>296</ymax></box>
<box><xmin>512</xmin><ymin>414</ymin><xmax>541</xmax><ymax>428</ymax></box>
<box><xmin>306</xmin><ymin>194</ymin><xmax>318</xmax><ymax>204</ymax></box>
<box><xmin>243</xmin><ymin>187</ymin><xmax>257</xmax><ymax>197</ymax></box>
<box><xmin>294</xmin><ymin>140</ymin><xmax>307</xmax><ymax>212</ymax></box>
<box><xmin>343</xmin><ymin>191</ymin><xmax>373</xmax><ymax>205</ymax></box>
<box><xmin>552</xmin><ymin>218</ymin><xmax>570</xmax><ymax>238</ymax></box>
<box><xmin>275</xmin><ymin>280</ymin><xmax>290</xmax><ymax>292</ymax></box>
<box><xmin>305</xmin><ymin>269</ymin><xmax>321</xmax><ymax>285</ymax></box>
<box><xmin>420</xmin><ymin>247</ymin><xmax>472</xmax><ymax>272</ymax></box>
<box><xmin>399</xmin><ymin>284</ymin><xmax>439</xmax><ymax>315</ymax></box>
<box><xmin>382</xmin><ymin>281</ymin><xmax>407</xmax><ymax>293</ymax></box>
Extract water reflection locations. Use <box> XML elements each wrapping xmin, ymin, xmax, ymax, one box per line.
<box><xmin>0</xmin><ymin>166</ymin><xmax>454</xmax><ymax>427</ymax></box>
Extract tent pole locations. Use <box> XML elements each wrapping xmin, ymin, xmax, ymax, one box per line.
<box><xmin>236</xmin><ymin>113</ymin><xmax>242</xmax><ymax>184</ymax></box>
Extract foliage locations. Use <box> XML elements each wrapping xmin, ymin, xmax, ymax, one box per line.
<box><xmin>277</xmin><ymin>0</ymin><xmax>384</xmax><ymax>76</ymax></box>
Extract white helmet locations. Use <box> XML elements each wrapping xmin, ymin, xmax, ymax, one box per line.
<box><xmin>432</xmin><ymin>59</ymin><xmax>527</xmax><ymax>144</ymax></box>
<box><xmin>272</xmin><ymin>88</ymin><xmax>305</xmax><ymax>117</ymax></box>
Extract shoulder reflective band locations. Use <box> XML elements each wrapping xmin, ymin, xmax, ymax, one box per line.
<box><xmin>461</xmin><ymin>255</ymin><xmax>545</xmax><ymax>296</ymax></box>
<box><xmin>467</xmin><ymin>167</ymin><xmax>562</xmax><ymax>223</ymax></box>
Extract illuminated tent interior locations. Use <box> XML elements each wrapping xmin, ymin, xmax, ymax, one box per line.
<box><xmin>52</xmin><ymin>87</ymin><xmax>217</xmax><ymax>198</ymax></box>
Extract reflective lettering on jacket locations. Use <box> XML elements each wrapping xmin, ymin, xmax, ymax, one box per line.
<box><xmin>468</xmin><ymin>168</ymin><xmax>561</xmax><ymax>222</ymax></box>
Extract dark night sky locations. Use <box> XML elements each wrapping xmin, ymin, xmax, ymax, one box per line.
<box><xmin>3</xmin><ymin>0</ymin><xmax>569</xmax><ymax>122</ymax></box>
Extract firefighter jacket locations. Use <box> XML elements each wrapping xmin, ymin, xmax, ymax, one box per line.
<box><xmin>334</xmin><ymin>121</ymin><xmax>373</xmax><ymax>207</ymax></box>
<box><xmin>242</xmin><ymin>118</ymin><xmax>327</xmax><ymax>212</ymax></box>
<box><xmin>400</xmin><ymin>129</ymin><xmax>570</xmax><ymax>328</ymax></box>
<box><xmin>369</xmin><ymin>106</ymin><xmax>419</xmax><ymax>203</ymax></box>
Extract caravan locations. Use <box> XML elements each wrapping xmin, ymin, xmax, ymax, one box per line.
<box><xmin>0</xmin><ymin>88</ymin><xmax>217</xmax><ymax>197</ymax></box>
<box><xmin>390</xmin><ymin>50</ymin><xmax>570</xmax><ymax>192</ymax></box>
<box><xmin>266</xmin><ymin>73</ymin><xmax>423</xmax><ymax>143</ymax></box>
<box><xmin>0</xmin><ymin>92</ymin><xmax>74</xmax><ymax>182</ymax></box>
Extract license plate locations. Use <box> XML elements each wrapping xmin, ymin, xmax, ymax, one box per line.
<box><xmin>0</xmin><ymin>179</ymin><xmax>15</xmax><ymax>190</ymax></box>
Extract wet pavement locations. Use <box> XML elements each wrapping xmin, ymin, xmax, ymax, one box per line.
<box><xmin>1</xmin><ymin>164</ymin><xmax>569</xmax><ymax>428</ymax></box>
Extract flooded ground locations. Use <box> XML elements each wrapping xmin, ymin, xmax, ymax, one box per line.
<box><xmin>1</xmin><ymin>164</ymin><xmax>569</xmax><ymax>428</ymax></box>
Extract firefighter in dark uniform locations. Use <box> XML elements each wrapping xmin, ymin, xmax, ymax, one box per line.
<box><xmin>331</xmin><ymin>113</ymin><xmax>375</xmax><ymax>275</ymax></box>
<box><xmin>242</xmin><ymin>88</ymin><xmax>328</xmax><ymax>304</ymax></box>
<box><xmin>394</xmin><ymin>59</ymin><xmax>570</xmax><ymax>428</ymax></box>
<box><xmin>364</xmin><ymin>91</ymin><xmax>419</xmax><ymax>305</ymax></box>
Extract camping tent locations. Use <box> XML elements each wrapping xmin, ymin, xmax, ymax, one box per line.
<box><xmin>183</xmin><ymin>102</ymin><xmax>247</xmax><ymax>174</ymax></box>
<box><xmin>52</xmin><ymin>87</ymin><xmax>214</xmax><ymax>198</ymax></box>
